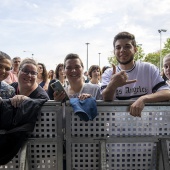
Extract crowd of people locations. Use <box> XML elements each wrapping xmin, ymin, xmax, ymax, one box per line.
<box><xmin>1</xmin><ymin>31</ymin><xmax>170</xmax><ymax>117</ymax></box>
<box><xmin>1</xmin><ymin>31</ymin><xmax>170</xmax><ymax>168</ymax></box>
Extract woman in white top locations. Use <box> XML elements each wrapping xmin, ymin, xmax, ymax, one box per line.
<box><xmin>53</xmin><ymin>53</ymin><xmax>102</xmax><ymax>101</ymax></box>
<box><xmin>88</xmin><ymin>65</ymin><xmax>102</xmax><ymax>86</ymax></box>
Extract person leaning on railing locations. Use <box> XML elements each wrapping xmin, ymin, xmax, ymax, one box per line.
<box><xmin>10</xmin><ymin>58</ymin><xmax>49</xmax><ymax>107</ymax></box>
<box><xmin>101</xmin><ymin>31</ymin><xmax>170</xmax><ymax>117</ymax></box>
<box><xmin>53</xmin><ymin>53</ymin><xmax>102</xmax><ymax>101</ymax></box>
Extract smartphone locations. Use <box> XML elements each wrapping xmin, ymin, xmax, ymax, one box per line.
<box><xmin>50</xmin><ymin>80</ymin><xmax>69</xmax><ymax>101</ymax></box>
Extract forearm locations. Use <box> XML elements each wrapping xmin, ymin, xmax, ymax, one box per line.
<box><xmin>141</xmin><ymin>90</ymin><xmax>170</xmax><ymax>103</ymax></box>
<box><xmin>102</xmin><ymin>84</ymin><xmax>117</xmax><ymax>101</ymax></box>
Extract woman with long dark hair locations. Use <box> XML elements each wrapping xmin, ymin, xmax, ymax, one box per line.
<box><xmin>36</xmin><ymin>63</ymin><xmax>49</xmax><ymax>91</ymax></box>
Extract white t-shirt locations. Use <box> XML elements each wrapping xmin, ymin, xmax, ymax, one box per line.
<box><xmin>101</xmin><ymin>61</ymin><xmax>169</xmax><ymax>100</ymax></box>
<box><xmin>88</xmin><ymin>81</ymin><xmax>102</xmax><ymax>87</ymax></box>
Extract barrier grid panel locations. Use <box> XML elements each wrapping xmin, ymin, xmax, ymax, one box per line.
<box><xmin>66</xmin><ymin>105</ymin><xmax>170</xmax><ymax>170</ymax></box>
<box><xmin>71</xmin><ymin>143</ymin><xmax>99</xmax><ymax>170</ymax></box>
<box><xmin>0</xmin><ymin>104</ymin><xmax>63</xmax><ymax>170</ymax></box>
<box><xmin>26</xmin><ymin>140</ymin><xmax>59</xmax><ymax>170</ymax></box>
<box><xmin>0</xmin><ymin>154</ymin><xmax>20</xmax><ymax>169</ymax></box>
<box><xmin>71</xmin><ymin>109</ymin><xmax>170</xmax><ymax>137</ymax></box>
<box><xmin>30</xmin><ymin>105</ymin><xmax>60</xmax><ymax>138</ymax></box>
<box><xmin>106</xmin><ymin>142</ymin><xmax>157</xmax><ymax>170</ymax></box>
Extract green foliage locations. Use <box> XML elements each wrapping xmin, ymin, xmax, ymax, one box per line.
<box><xmin>143</xmin><ymin>52</ymin><xmax>160</xmax><ymax>68</ymax></box>
<box><xmin>162</xmin><ymin>38</ymin><xmax>170</xmax><ymax>56</ymax></box>
<box><xmin>108</xmin><ymin>55</ymin><xmax>118</xmax><ymax>65</ymax></box>
<box><xmin>143</xmin><ymin>38</ymin><xmax>170</xmax><ymax>68</ymax></box>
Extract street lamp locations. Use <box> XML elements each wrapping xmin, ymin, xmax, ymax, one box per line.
<box><xmin>85</xmin><ymin>43</ymin><xmax>90</xmax><ymax>70</ymax></box>
<box><xmin>158</xmin><ymin>29</ymin><xmax>167</xmax><ymax>71</ymax></box>
<box><xmin>98</xmin><ymin>53</ymin><xmax>101</xmax><ymax>67</ymax></box>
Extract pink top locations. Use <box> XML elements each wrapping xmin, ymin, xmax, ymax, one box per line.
<box><xmin>4</xmin><ymin>70</ymin><xmax>18</xmax><ymax>84</ymax></box>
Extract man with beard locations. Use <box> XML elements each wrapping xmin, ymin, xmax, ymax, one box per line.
<box><xmin>101</xmin><ymin>31</ymin><xmax>170</xmax><ymax>117</ymax></box>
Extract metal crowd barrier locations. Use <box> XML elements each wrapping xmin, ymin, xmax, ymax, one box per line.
<box><xmin>0</xmin><ymin>101</ymin><xmax>170</xmax><ymax>170</ymax></box>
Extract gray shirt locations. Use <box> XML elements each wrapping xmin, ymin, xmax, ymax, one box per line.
<box><xmin>65</xmin><ymin>83</ymin><xmax>102</xmax><ymax>100</ymax></box>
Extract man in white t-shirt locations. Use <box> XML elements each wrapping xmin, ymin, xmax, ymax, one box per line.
<box><xmin>101</xmin><ymin>31</ymin><xmax>170</xmax><ymax>117</ymax></box>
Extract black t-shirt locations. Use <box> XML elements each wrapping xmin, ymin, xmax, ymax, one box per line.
<box><xmin>10</xmin><ymin>82</ymin><xmax>49</xmax><ymax>100</ymax></box>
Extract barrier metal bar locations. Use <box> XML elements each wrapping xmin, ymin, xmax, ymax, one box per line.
<box><xmin>161</xmin><ymin>139</ymin><xmax>170</xmax><ymax>170</ymax></box>
<box><xmin>157</xmin><ymin>139</ymin><xmax>164</xmax><ymax>170</ymax></box>
<box><xmin>19</xmin><ymin>142</ymin><xmax>28</xmax><ymax>170</ymax></box>
<box><xmin>99</xmin><ymin>140</ymin><xmax>107</xmax><ymax>170</ymax></box>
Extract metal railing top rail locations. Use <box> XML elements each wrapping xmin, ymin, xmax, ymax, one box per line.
<box><xmin>1</xmin><ymin>99</ymin><xmax>170</xmax><ymax>106</ymax></box>
<box><xmin>45</xmin><ymin>100</ymin><xmax>170</xmax><ymax>106</ymax></box>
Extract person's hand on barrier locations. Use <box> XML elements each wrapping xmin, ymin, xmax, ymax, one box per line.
<box><xmin>129</xmin><ymin>97</ymin><xmax>145</xmax><ymax>117</ymax></box>
<box><xmin>53</xmin><ymin>91</ymin><xmax>66</xmax><ymax>102</ymax></box>
<box><xmin>10</xmin><ymin>95</ymin><xmax>29</xmax><ymax>108</ymax></box>
<box><xmin>78</xmin><ymin>93</ymin><xmax>92</xmax><ymax>100</ymax></box>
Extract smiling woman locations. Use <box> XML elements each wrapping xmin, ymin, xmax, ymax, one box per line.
<box><xmin>10</xmin><ymin>58</ymin><xmax>49</xmax><ymax>107</ymax></box>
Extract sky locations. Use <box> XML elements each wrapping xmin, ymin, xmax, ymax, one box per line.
<box><xmin>0</xmin><ymin>0</ymin><xmax>170</xmax><ymax>71</ymax></box>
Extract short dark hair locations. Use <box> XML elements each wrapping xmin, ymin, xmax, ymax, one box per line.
<box><xmin>113</xmin><ymin>31</ymin><xmax>136</xmax><ymax>47</ymax></box>
<box><xmin>0</xmin><ymin>51</ymin><xmax>11</xmax><ymax>61</ymax></box>
<box><xmin>88</xmin><ymin>65</ymin><xmax>101</xmax><ymax>78</ymax></box>
<box><xmin>64</xmin><ymin>53</ymin><xmax>84</xmax><ymax>68</ymax></box>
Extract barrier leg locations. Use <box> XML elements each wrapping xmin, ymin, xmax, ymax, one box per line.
<box><xmin>160</xmin><ymin>139</ymin><xmax>170</xmax><ymax>170</ymax></box>
<box><xmin>99</xmin><ymin>140</ymin><xmax>107</xmax><ymax>170</ymax></box>
<box><xmin>19</xmin><ymin>142</ymin><xmax>28</xmax><ymax>170</ymax></box>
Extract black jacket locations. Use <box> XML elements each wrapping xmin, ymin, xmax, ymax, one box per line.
<box><xmin>0</xmin><ymin>98</ymin><xmax>47</xmax><ymax>165</ymax></box>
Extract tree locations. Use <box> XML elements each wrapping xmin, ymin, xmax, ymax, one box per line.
<box><xmin>162</xmin><ymin>38</ymin><xmax>170</xmax><ymax>56</ymax></box>
<box><xmin>143</xmin><ymin>52</ymin><xmax>160</xmax><ymax>68</ymax></box>
<box><xmin>143</xmin><ymin>38</ymin><xmax>170</xmax><ymax>68</ymax></box>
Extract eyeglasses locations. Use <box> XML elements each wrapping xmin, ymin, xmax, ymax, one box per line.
<box><xmin>20</xmin><ymin>68</ymin><xmax>38</xmax><ymax>76</ymax></box>
<box><xmin>0</xmin><ymin>64</ymin><xmax>11</xmax><ymax>72</ymax></box>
